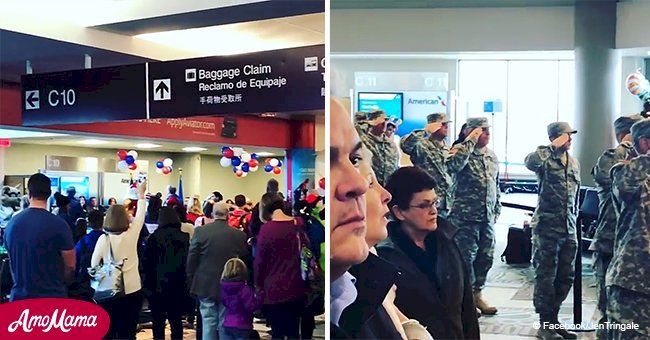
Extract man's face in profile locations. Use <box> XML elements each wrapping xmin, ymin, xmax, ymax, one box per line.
<box><xmin>330</xmin><ymin>98</ymin><xmax>370</xmax><ymax>279</ymax></box>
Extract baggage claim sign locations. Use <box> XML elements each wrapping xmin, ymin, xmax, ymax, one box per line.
<box><xmin>21</xmin><ymin>45</ymin><xmax>325</xmax><ymax>126</ymax></box>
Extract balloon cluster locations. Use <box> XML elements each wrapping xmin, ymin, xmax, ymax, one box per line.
<box><xmin>626</xmin><ymin>71</ymin><xmax>650</xmax><ymax>102</ymax></box>
<box><xmin>155</xmin><ymin>158</ymin><xmax>174</xmax><ymax>175</ymax></box>
<box><xmin>317</xmin><ymin>177</ymin><xmax>325</xmax><ymax>196</ymax></box>
<box><xmin>262</xmin><ymin>158</ymin><xmax>283</xmax><ymax>175</ymax></box>
<box><xmin>117</xmin><ymin>150</ymin><xmax>139</xmax><ymax>172</ymax></box>
<box><xmin>220</xmin><ymin>146</ymin><xmax>261</xmax><ymax>178</ymax></box>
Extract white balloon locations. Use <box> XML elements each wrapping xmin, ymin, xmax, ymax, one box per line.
<box><xmin>241</xmin><ymin>172</ymin><xmax>248</xmax><ymax>177</ymax></box>
<box><xmin>241</xmin><ymin>153</ymin><xmax>251</xmax><ymax>162</ymax></box>
<box><xmin>117</xmin><ymin>160</ymin><xmax>128</xmax><ymax>171</ymax></box>
<box><xmin>163</xmin><ymin>158</ymin><xmax>173</xmax><ymax>167</ymax></box>
<box><xmin>127</xmin><ymin>150</ymin><xmax>138</xmax><ymax>159</ymax></box>
<box><xmin>155</xmin><ymin>167</ymin><xmax>163</xmax><ymax>174</ymax></box>
<box><xmin>233</xmin><ymin>147</ymin><xmax>244</xmax><ymax>157</ymax></box>
<box><xmin>250</xmin><ymin>166</ymin><xmax>259</xmax><ymax>172</ymax></box>
<box><xmin>269</xmin><ymin>158</ymin><xmax>279</xmax><ymax>167</ymax></box>
<box><xmin>220</xmin><ymin>157</ymin><xmax>231</xmax><ymax>167</ymax></box>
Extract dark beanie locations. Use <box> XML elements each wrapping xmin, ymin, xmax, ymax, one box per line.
<box><xmin>157</xmin><ymin>206</ymin><xmax>181</xmax><ymax>227</ymax></box>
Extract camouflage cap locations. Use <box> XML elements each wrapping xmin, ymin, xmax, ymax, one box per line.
<box><xmin>365</xmin><ymin>110</ymin><xmax>386</xmax><ymax>121</ymax></box>
<box><xmin>427</xmin><ymin>113</ymin><xmax>452</xmax><ymax>124</ymax></box>
<box><xmin>387</xmin><ymin>116</ymin><xmax>402</xmax><ymax>127</ymax></box>
<box><xmin>547</xmin><ymin>122</ymin><xmax>577</xmax><ymax>138</ymax></box>
<box><xmin>614</xmin><ymin>114</ymin><xmax>644</xmax><ymax>136</ymax></box>
<box><xmin>354</xmin><ymin>111</ymin><xmax>367</xmax><ymax>123</ymax></box>
<box><xmin>466</xmin><ymin>117</ymin><xmax>490</xmax><ymax>129</ymax></box>
<box><xmin>631</xmin><ymin>118</ymin><xmax>650</xmax><ymax>141</ymax></box>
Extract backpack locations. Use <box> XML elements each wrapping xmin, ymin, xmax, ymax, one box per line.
<box><xmin>68</xmin><ymin>234</ymin><xmax>95</xmax><ymax>301</ymax></box>
<box><xmin>500</xmin><ymin>225</ymin><xmax>532</xmax><ymax>265</ymax></box>
<box><xmin>228</xmin><ymin>211</ymin><xmax>250</xmax><ymax>233</ymax></box>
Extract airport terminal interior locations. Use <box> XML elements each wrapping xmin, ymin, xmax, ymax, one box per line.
<box><xmin>331</xmin><ymin>0</ymin><xmax>648</xmax><ymax>339</ymax></box>
<box><xmin>0</xmin><ymin>1</ymin><xmax>325</xmax><ymax>339</ymax></box>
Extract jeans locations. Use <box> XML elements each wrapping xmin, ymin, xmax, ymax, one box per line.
<box><xmin>149</xmin><ymin>292</ymin><xmax>184</xmax><ymax>339</ymax></box>
<box><xmin>199</xmin><ymin>297</ymin><xmax>226</xmax><ymax>340</ymax></box>
<box><xmin>222</xmin><ymin>327</ymin><xmax>255</xmax><ymax>340</ymax></box>
<box><xmin>99</xmin><ymin>290</ymin><xmax>144</xmax><ymax>340</ymax></box>
<box><xmin>263</xmin><ymin>297</ymin><xmax>306</xmax><ymax>340</ymax></box>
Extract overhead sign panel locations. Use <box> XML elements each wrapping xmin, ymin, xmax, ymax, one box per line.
<box><xmin>21</xmin><ymin>65</ymin><xmax>147</xmax><ymax>126</ymax></box>
<box><xmin>147</xmin><ymin>45</ymin><xmax>325</xmax><ymax>119</ymax></box>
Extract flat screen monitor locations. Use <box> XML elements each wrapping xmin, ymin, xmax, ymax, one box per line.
<box><xmin>357</xmin><ymin>92</ymin><xmax>403</xmax><ymax>120</ymax></box>
<box><xmin>60</xmin><ymin>176</ymin><xmax>90</xmax><ymax>199</ymax></box>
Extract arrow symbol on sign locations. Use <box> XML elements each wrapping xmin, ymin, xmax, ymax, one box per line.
<box><xmin>26</xmin><ymin>91</ymin><xmax>38</xmax><ymax>108</ymax></box>
<box><xmin>155</xmin><ymin>81</ymin><xmax>169</xmax><ymax>97</ymax></box>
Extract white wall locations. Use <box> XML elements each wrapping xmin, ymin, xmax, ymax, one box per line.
<box><xmin>616</xmin><ymin>1</ymin><xmax>650</xmax><ymax>49</ymax></box>
<box><xmin>3</xmin><ymin>143</ymin><xmax>286</xmax><ymax>204</ymax></box>
<box><xmin>331</xmin><ymin>7</ymin><xmax>575</xmax><ymax>53</ymax></box>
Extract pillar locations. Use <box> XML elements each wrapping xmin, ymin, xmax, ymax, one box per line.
<box><xmin>574</xmin><ymin>0</ymin><xmax>619</xmax><ymax>186</ymax></box>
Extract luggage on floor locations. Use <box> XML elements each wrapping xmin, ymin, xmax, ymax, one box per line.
<box><xmin>501</xmin><ymin>225</ymin><xmax>532</xmax><ymax>265</ymax></box>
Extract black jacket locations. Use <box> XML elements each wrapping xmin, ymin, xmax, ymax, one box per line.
<box><xmin>333</xmin><ymin>253</ymin><xmax>403</xmax><ymax>339</ymax></box>
<box><xmin>376</xmin><ymin>219</ymin><xmax>480</xmax><ymax>340</ymax></box>
<box><xmin>143</xmin><ymin>223</ymin><xmax>190</xmax><ymax>294</ymax></box>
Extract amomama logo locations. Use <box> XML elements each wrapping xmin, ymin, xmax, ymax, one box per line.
<box><xmin>0</xmin><ymin>298</ymin><xmax>109</xmax><ymax>339</ymax></box>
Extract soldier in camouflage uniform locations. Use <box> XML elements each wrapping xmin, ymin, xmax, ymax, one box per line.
<box><xmin>589</xmin><ymin>115</ymin><xmax>643</xmax><ymax>338</ymax></box>
<box><xmin>448</xmin><ymin>117</ymin><xmax>501</xmax><ymax>315</ymax></box>
<box><xmin>355</xmin><ymin>110</ymin><xmax>399</xmax><ymax>186</ymax></box>
<box><xmin>525</xmin><ymin>122</ymin><xmax>581</xmax><ymax>340</ymax></box>
<box><xmin>401</xmin><ymin>113</ymin><xmax>458</xmax><ymax>218</ymax></box>
<box><xmin>606</xmin><ymin>118</ymin><xmax>650</xmax><ymax>339</ymax></box>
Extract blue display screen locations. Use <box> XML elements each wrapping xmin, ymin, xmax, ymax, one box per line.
<box><xmin>60</xmin><ymin>176</ymin><xmax>90</xmax><ymax>199</ymax></box>
<box><xmin>357</xmin><ymin>92</ymin><xmax>403</xmax><ymax>120</ymax></box>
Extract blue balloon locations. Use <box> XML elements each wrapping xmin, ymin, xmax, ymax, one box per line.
<box><xmin>277</xmin><ymin>160</ymin><xmax>283</xmax><ymax>167</ymax></box>
<box><xmin>231</xmin><ymin>156</ymin><xmax>241</xmax><ymax>167</ymax></box>
<box><xmin>156</xmin><ymin>161</ymin><xmax>164</xmax><ymax>169</ymax></box>
<box><xmin>251</xmin><ymin>153</ymin><xmax>258</xmax><ymax>160</ymax></box>
<box><xmin>264</xmin><ymin>165</ymin><xmax>273</xmax><ymax>172</ymax></box>
<box><xmin>233</xmin><ymin>167</ymin><xmax>239</xmax><ymax>173</ymax></box>
<box><xmin>221</xmin><ymin>146</ymin><xmax>229</xmax><ymax>153</ymax></box>
<box><xmin>125</xmin><ymin>155</ymin><xmax>135</xmax><ymax>165</ymax></box>
<box><xmin>241</xmin><ymin>163</ymin><xmax>250</xmax><ymax>173</ymax></box>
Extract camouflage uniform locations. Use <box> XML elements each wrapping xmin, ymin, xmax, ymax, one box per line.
<box><xmin>606</xmin><ymin>119</ymin><xmax>650</xmax><ymax>339</ymax></box>
<box><xmin>524</xmin><ymin>122</ymin><xmax>580</xmax><ymax>325</ymax></box>
<box><xmin>356</xmin><ymin>111</ymin><xmax>399</xmax><ymax>186</ymax></box>
<box><xmin>589</xmin><ymin>115</ymin><xmax>642</xmax><ymax>336</ymax></box>
<box><xmin>448</xmin><ymin>118</ymin><xmax>501</xmax><ymax>293</ymax></box>
<box><xmin>401</xmin><ymin>113</ymin><xmax>458</xmax><ymax>218</ymax></box>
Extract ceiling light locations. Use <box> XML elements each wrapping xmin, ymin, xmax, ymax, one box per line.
<box><xmin>80</xmin><ymin>139</ymin><xmax>109</xmax><ymax>145</ymax></box>
<box><xmin>254</xmin><ymin>152</ymin><xmax>275</xmax><ymax>157</ymax></box>
<box><xmin>260</xmin><ymin>112</ymin><xmax>277</xmax><ymax>117</ymax></box>
<box><xmin>134</xmin><ymin>143</ymin><xmax>162</xmax><ymax>149</ymax></box>
<box><xmin>0</xmin><ymin>128</ymin><xmax>69</xmax><ymax>139</ymax></box>
<box><xmin>182</xmin><ymin>147</ymin><xmax>208</xmax><ymax>152</ymax></box>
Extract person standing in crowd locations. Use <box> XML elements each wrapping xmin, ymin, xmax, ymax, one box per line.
<box><xmin>589</xmin><ymin>114</ymin><xmax>643</xmax><ymax>337</ymax></box>
<box><xmin>385</xmin><ymin>116</ymin><xmax>402</xmax><ymax>165</ymax></box>
<box><xmin>401</xmin><ymin>113</ymin><xmax>461</xmax><ymax>218</ymax></box>
<box><xmin>108</xmin><ymin>197</ymin><xmax>118</xmax><ymax>206</ymax></box>
<box><xmin>3</xmin><ymin>173</ymin><xmax>75</xmax><ymax>301</ymax></box>
<box><xmin>79</xmin><ymin>196</ymin><xmax>88</xmax><ymax>217</ymax></box>
<box><xmin>221</xmin><ymin>258</ymin><xmax>264</xmax><ymax>340</ymax></box>
<box><xmin>254</xmin><ymin>192</ymin><xmax>311</xmax><ymax>339</ymax></box>
<box><xmin>187</xmin><ymin>197</ymin><xmax>204</xmax><ymax>224</ymax></box>
<box><xmin>379</xmin><ymin>166</ymin><xmax>480</xmax><ymax>339</ymax></box>
<box><xmin>228</xmin><ymin>194</ymin><xmax>251</xmax><ymax>235</ymax></box>
<box><xmin>606</xmin><ymin>118</ymin><xmax>650</xmax><ymax>339</ymax></box>
<box><xmin>447</xmin><ymin>117</ymin><xmax>500</xmax><ymax>316</ymax></box>
<box><xmin>329</xmin><ymin>98</ymin><xmax>370</xmax><ymax>336</ymax></box>
<box><xmin>356</xmin><ymin>110</ymin><xmax>399</xmax><ymax>186</ymax></box>
<box><xmin>525</xmin><ymin>122</ymin><xmax>581</xmax><ymax>340</ymax></box>
<box><xmin>145</xmin><ymin>194</ymin><xmax>163</xmax><ymax>234</ymax></box>
<box><xmin>144</xmin><ymin>206</ymin><xmax>190</xmax><ymax>340</ymax></box>
<box><xmin>165</xmin><ymin>186</ymin><xmax>182</xmax><ymax>207</ymax></box>
<box><xmin>53</xmin><ymin>192</ymin><xmax>76</xmax><ymax>232</ymax></box>
<box><xmin>250</xmin><ymin>179</ymin><xmax>279</xmax><ymax>239</ymax></box>
<box><xmin>195</xmin><ymin>202</ymin><xmax>215</xmax><ymax>227</ymax></box>
<box><xmin>88</xmin><ymin>196</ymin><xmax>106</xmax><ymax>214</ymax></box>
<box><xmin>187</xmin><ymin>202</ymin><xmax>249</xmax><ymax>340</ymax></box>
<box><xmin>91</xmin><ymin>180</ymin><xmax>147</xmax><ymax>340</ymax></box>
<box><xmin>70</xmin><ymin>209</ymin><xmax>104</xmax><ymax>301</ymax></box>
<box><xmin>66</xmin><ymin>186</ymin><xmax>85</xmax><ymax>220</ymax></box>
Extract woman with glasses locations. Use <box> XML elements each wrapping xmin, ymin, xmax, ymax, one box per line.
<box><xmin>377</xmin><ymin>166</ymin><xmax>480</xmax><ymax>339</ymax></box>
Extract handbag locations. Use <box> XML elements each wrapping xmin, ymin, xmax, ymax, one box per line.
<box><xmin>295</xmin><ymin>220</ymin><xmax>324</xmax><ymax>315</ymax></box>
<box><xmin>88</xmin><ymin>234</ymin><xmax>126</xmax><ymax>302</ymax></box>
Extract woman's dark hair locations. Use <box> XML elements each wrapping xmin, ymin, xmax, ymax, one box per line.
<box><xmin>108</xmin><ymin>197</ymin><xmax>117</xmax><ymax>205</ymax></box>
<box><xmin>27</xmin><ymin>173</ymin><xmax>52</xmax><ymax>200</ymax></box>
<box><xmin>203</xmin><ymin>202</ymin><xmax>214</xmax><ymax>218</ymax></box>
<box><xmin>146</xmin><ymin>196</ymin><xmax>162</xmax><ymax>224</ymax></box>
<box><xmin>266</xmin><ymin>179</ymin><xmax>279</xmax><ymax>194</ymax></box>
<box><xmin>452</xmin><ymin>123</ymin><xmax>468</xmax><ymax>146</ymax></box>
<box><xmin>73</xmin><ymin>218</ymin><xmax>88</xmax><ymax>243</ymax></box>
<box><xmin>54</xmin><ymin>192</ymin><xmax>71</xmax><ymax>212</ymax></box>
<box><xmin>385</xmin><ymin>166</ymin><xmax>437</xmax><ymax>210</ymax></box>
<box><xmin>172</xmin><ymin>204</ymin><xmax>187</xmax><ymax>223</ymax></box>
<box><xmin>213</xmin><ymin>191</ymin><xmax>223</xmax><ymax>202</ymax></box>
<box><xmin>260</xmin><ymin>192</ymin><xmax>285</xmax><ymax>222</ymax></box>
<box><xmin>87</xmin><ymin>210</ymin><xmax>104</xmax><ymax>230</ymax></box>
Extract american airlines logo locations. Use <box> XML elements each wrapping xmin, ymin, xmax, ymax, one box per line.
<box><xmin>407</xmin><ymin>96</ymin><xmax>446</xmax><ymax>106</ymax></box>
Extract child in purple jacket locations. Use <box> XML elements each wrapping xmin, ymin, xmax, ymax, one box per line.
<box><xmin>221</xmin><ymin>258</ymin><xmax>264</xmax><ymax>340</ymax></box>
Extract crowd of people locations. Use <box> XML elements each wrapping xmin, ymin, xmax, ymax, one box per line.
<box><xmin>331</xmin><ymin>96</ymin><xmax>650</xmax><ymax>340</ymax></box>
<box><xmin>2</xmin><ymin>173</ymin><xmax>325</xmax><ymax>340</ymax></box>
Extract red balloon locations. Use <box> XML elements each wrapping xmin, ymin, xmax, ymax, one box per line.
<box><xmin>249</xmin><ymin>159</ymin><xmax>259</xmax><ymax>168</ymax></box>
<box><xmin>319</xmin><ymin>177</ymin><xmax>325</xmax><ymax>189</ymax></box>
<box><xmin>235</xmin><ymin>170</ymin><xmax>243</xmax><ymax>177</ymax></box>
<box><xmin>117</xmin><ymin>150</ymin><xmax>127</xmax><ymax>160</ymax></box>
<box><xmin>128</xmin><ymin>163</ymin><xmax>137</xmax><ymax>171</ymax></box>
<box><xmin>162</xmin><ymin>166</ymin><xmax>171</xmax><ymax>175</ymax></box>
<box><xmin>265</xmin><ymin>158</ymin><xmax>272</xmax><ymax>165</ymax></box>
<box><xmin>223</xmin><ymin>149</ymin><xmax>234</xmax><ymax>159</ymax></box>
<box><xmin>273</xmin><ymin>167</ymin><xmax>281</xmax><ymax>175</ymax></box>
